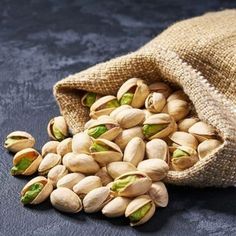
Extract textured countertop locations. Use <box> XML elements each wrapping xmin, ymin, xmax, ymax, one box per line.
<box><xmin>0</xmin><ymin>0</ymin><xmax>236</xmax><ymax>235</ymax></box>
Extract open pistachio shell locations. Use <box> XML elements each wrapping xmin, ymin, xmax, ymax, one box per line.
<box><xmin>42</xmin><ymin>141</ymin><xmax>59</xmax><ymax>157</ymax></box>
<box><xmin>125</xmin><ymin>194</ymin><xmax>155</xmax><ymax>226</ymax></box>
<box><xmin>12</xmin><ymin>148</ymin><xmax>42</xmax><ymax>176</ymax></box>
<box><xmin>4</xmin><ymin>131</ymin><xmax>35</xmax><ymax>153</ymax></box>
<box><xmin>123</xmin><ymin>137</ymin><xmax>145</xmax><ymax>166</ymax></box>
<box><xmin>83</xmin><ymin>186</ymin><xmax>113</xmax><ymax>213</ymax></box>
<box><xmin>148</xmin><ymin>82</ymin><xmax>172</xmax><ymax>98</ymax></box>
<box><xmin>72</xmin><ymin>132</ymin><xmax>92</xmax><ymax>154</ymax></box>
<box><xmin>38</xmin><ymin>153</ymin><xmax>61</xmax><ymax>175</ymax></box>
<box><xmin>197</xmin><ymin>139</ymin><xmax>222</xmax><ymax>159</ymax></box>
<box><xmin>102</xmin><ymin>196</ymin><xmax>131</xmax><ymax>217</ymax></box>
<box><xmin>167</xmin><ymin>90</ymin><xmax>189</xmax><ymax>102</ymax></box>
<box><xmin>143</xmin><ymin>109</ymin><xmax>154</xmax><ymax>119</ymax></box>
<box><xmin>47</xmin><ymin>165</ymin><xmax>68</xmax><ymax>187</ymax></box>
<box><xmin>145</xmin><ymin>92</ymin><xmax>166</xmax><ymax>113</ymax></box>
<box><xmin>110</xmin><ymin>105</ymin><xmax>132</xmax><ymax>120</ymax></box>
<box><xmin>57</xmin><ymin>173</ymin><xmax>85</xmax><ymax>190</ymax></box>
<box><xmin>95</xmin><ymin>167</ymin><xmax>113</xmax><ymax>186</ymax></box>
<box><xmin>148</xmin><ymin>182</ymin><xmax>168</xmax><ymax>207</ymax></box>
<box><xmin>50</xmin><ymin>187</ymin><xmax>82</xmax><ymax>213</ymax></box>
<box><xmin>56</xmin><ymin>138</ymin><xmax>72</xmax><ymax>157</ymax></box>
<box><xmin>81</xmin><ymin>92</ymin><xmax>100</xmax><ymax>107</ymax></box>
<box><xmin>21</xmin><ymin>176</ymin><xmax>53</xmax><ymax>205</ymax></box>
<box><xmin>178</xmin><ymin>117</ymin><xmax>199</xmax><ymax>132</ymax></box>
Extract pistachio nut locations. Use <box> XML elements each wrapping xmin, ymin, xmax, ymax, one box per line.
<box><xmin>95</xmin><ymin>167</ymin><xmax>113</xmax><ymax>186</ymax></box>
<box><xmin>84</xmin><ymin>118</ymin><xmax>96</xmax><ymax>130</ymax></box>
<box><xmin>21</xmin><ymin>176</ymin><xmax>53</xmax><ymax>205</ymax></box>
<box><xmin>56</xmin><ymin>137</ymin><xmax>72</xmax><ymax>157</ymax></box>
<box><xmin>142</xmin><ymin>113</ymin><xmax>176</xmax><ymax>140</ymax></box>
<box><xmin>167</xmin><ymin>90</ymin><xmax>189</xmax><ymax>102</ymax></box>
<box><xmin>107</xmin><ymin>161</ymin><xmax>137</xmax><ymax>179</ymax></box>
<box><xmin>110</xmin><ymin>171</ymin><xmax>152</xmax><ymax>198</ymax></box>
<box><xmin>38</xmin><ymin>153</ymin><xmax>61</xmax><ymax>175</ymax></box>
<box><xmin>117</xmin><ymin>78</ymin><xmax>150</xmax><ymax>108</ymax></box>
<box><xmin>90</xmin><ymin>139</ymin><xmax>123</xmax><ymax>166</ymax></box>
<box><xmin>171</xmin><ymin>146</ymin><xmax>198</xmax><ymax>171</ymax></box>
<box><xmin>145</xmin><ymin>92</ymin><xmax>166</xmax><ymax>113</ymax></box>
<box><xmin>102</xmin><ymin>196</ymin><xmax>131</xmax><ymax>217</ymax></box>
<box><xmin>47</xmin><ymin>165</ymin><xmax>68</xmax><ymax>187</ymax></box>
<box><xmin>50</xmin><ymin>187</ymin><xmax>82</xmax><ymax>213</ymax></box>
<box><xmin>83</xmin><ymin>186</ymin><xmax>113</xmax><ymax>213</ymax></box>
<box><xmin>106</xmin><ymin>181</ymin><xmax>114</xmax><ymax>189</ymax></box>
<box><xmin>178</xmin><ymin>117</ymin><xmax>199</xmax><ymax>132</ymax></box>
<box><xmin>57</xmin><ymin>172</ymin><xmax>85</xmax><ymax>190</ymax></box>
<box><xmin>123</xmin><ymin>137</ymin><xmax>145</xmax><ymax>166</ymax></box>
<box><xmin>72</xmin><ymin>132</ymin><xmax>92</xmax><ymax>154</ymax></box>
<box><xmin>47</xmin><ymin>116</ymin><xmax>69</xmax><ymax>141</ymax></box>
<box><xmin>41</xmin><ymin>141</ymin><xmax>59</xmax><ymax>157</ymax></box>
<box><xmin>197</xmin><ymin>139</ymin><xmax>222</xmax><ymax>159</ymax></box>
<box><xmin>62</xmin><ymin>153</ymin><xmax>99</xmax><ymax>174</ymax></box>
<box><xmin>110</xmin><ymin>105</ymin><xmax>132</xmax><ymax>120</ymax></box>
<box><xmin>114</xmin><ymin>126</ymin><xmax>144</xmax><ymax>150</ymax></box>
<box><xmin>11</xmin><ymin>148</ymin><xmax>42</xmax><ymax>176</ymax></box>
<box><xmin>137</xmin><ymin>159</ymin><xmax>169</xmax><ymax>181</ymax></box>
<box><xmin>148</xmin><ymin>182</ymin><xmax>168</xmax><ymax>207</ymax></box>
<box><xmin>81</xmin><ymin>92</ymin><xmax>100</xmax><ymax>108</ymax></box>
<box><xmin>143</xmin><ymin>109</ymin><xmax>154</xmax><ymax>119</ymax></box>
<box><xmin>90</xmin><ymin>95</ymin><xmax>120</xmax><ymax>119</ymax></box>
<box><xmin>125</xmin><ymin>194</ymin><xmax>155</xmax><ymax>226</ymax></box>
<box><xmin>4</xmin><ymin>131</ymin><xmax>35</xmax><ymax>153</ymax></box>
<box><xmin>73</xmin><ymin>176</ymin><xmax>102</xmax><ymax>199</ymax></box>
<box><xmin>148</xmin><ymin>82</ymin><xmax>172</xmax><ymax>98</ymax></box>
<box><xmin>86</xmin><ymin>116</ymin><xmax>122</xmax><ymax>141</ymax></box>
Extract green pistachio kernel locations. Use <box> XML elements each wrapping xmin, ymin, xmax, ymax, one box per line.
<box><xmin>21</xmin><ymin>182</ymin><xmax>44</xmax><ymax>205</ymax></box>
<box><xmin>88</xmin><ymin>125</ymin><xmax>108</xmax><ymax>139</ymax></box>
<box><xmin>142</xmin><ymin>124</ymin><xmax>168</xmax><ymax>138</ymax></box>
<box><xmin>105</xmin><ymin>99</ymin><xmax>120</xmax><ymax>108</ymax></box>
<box><xmin>52</xmin><ymin>125</ymin><xmax>66</xmax><ymax>141</ymax></box>
<box><xmin>129</xmin><ymin>202</ymin><xmax>152</xmax><ymax>222</ymax></box>
<box><xmin>120</xmin><ymin>93</ymin><xmax>134</xmax><ymax>105</ymax></box>
<box><xmin>90</xmin><ymin>143</ymin><xmax>110</xmax><ymax>152</ymax></box>
<box><xmin>111</xmin><ymin>175</ymin><xmax>138</xmax><ymax>192</ymax></box>
<box><xmin>84</xmin><ymin>93</ymin><xmax>97</xmax><ymax>107</ymax></box>
<box><xmin>173</xmin><ymin>149</ymin><xmax>189</xmax><ymax>158</ymax></box>
<box><xmin>11</xmin><ymin>158</ymin><xmax>34</xmax><ymax>175</ymax></box>
<box><xmin>4</xmin><ymin>136</ymin><xmax>26</xmax><ymax>147</ymax></box>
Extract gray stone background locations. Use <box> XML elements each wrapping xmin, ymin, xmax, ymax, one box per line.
<box><xmin>0</xmin><ymin>0</ymin><xmax>236</xmax><ymax>235</ymax></box>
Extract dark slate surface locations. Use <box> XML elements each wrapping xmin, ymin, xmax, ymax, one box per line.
<box><xmin>0</xmin><ymin>0</ymin><xmax>236</xmax><ymax>235</ymax></box>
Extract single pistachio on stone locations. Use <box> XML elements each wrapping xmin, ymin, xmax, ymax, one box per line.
<box><xmin>148</xmin><ymin>82</ymin><xmax>172</xmax><ymax>98</ymax></box>
<box><xmin>110</xmin><ymin>171</ymin><xmax>152</xmax><ymax>198</ymax></box>
<box><xmin>62</xmin><ymin>152</ymin><xmax>99</xmax><ymax>174</ymax></box>
<box><xmin>178</xmin><ymin>117</ymin><xmax>199</xmax><ymax>132</ymax></box>
<box><xmin>142</xmin><ymin>113</ymin><xmax>176</xmax><ymax>140</ymax></box>
<box><xmin>72</xmin><ymin>132</ymin><xmax>92</xmax><ymax>154</ymax></box>
<box><xmin>145</xmin><ymin>92</ymin><xmax>166</xmax><ymax>113</ymax></box>
<box><xmin>21</xmin><ymin>176</ymin><xmax>53</xmax><ymax>205</ymax></box>
<box><xmin>81</xmin><ymin>92</ymin><xmax>100</xmax><ymax>108</ymax></box>
<box><xmin>4</xmin><ymin>131</ymin><xmax>35</xmax><ymax>153</ymax></box>
<box><xmin>117</xmin><ymin>78</ymin><xmax>150</xmax><ymax>108</ymax></box>
<box><xmin>90</xmin><ymin>139</ymin><xmax>123</xmax><ymax>166</ymax></box>
<box><xmin>107</xmin><ymin>161</ymin><xmax>137</xmax><ymax>179</ymax></box>
<box><xmin>125</xmin><ymin>194</ymin><xmax>155</xmax><ymax>226</ymax></box>
<box><xmin>57</xmin><ymin>172</ymin><xmax>85</xmax><ymax>190</ymax></box>
<box><xmin>50</xmin><ymin>187</ymin><xmax>82</xmax><ymax>213</ymax></box>
<box><xmin>148</xmin><ymin>182</ymin><xmax>168</xmax><ymax>207</ymax></box>
<box><xmin>137</xmin><ymin>159</ymin><xmax>169</xmax><ymax>181</ymax></box>
<box><xmin>73</xmin><ymin>176</ymin><xmax>102</xmax><ymax>199</ymax></box>
<box><xmin>47</xmin><ymin>116</ymin><xmax>69</xmax><ymax>141</ymax></box>
<box><xmin>123</xmin><ymin>137</ymin><xmax>145</xmax><ymax>167</ymax></box>
<box><xmin>110</xmin><ymin>105</ymin><xmax>132</xmax><ymax>120</ymax></box>
<box><xmin>171</xmin><ymin>146</ymin><xmax>198</xmax><ymax>171</ymax></box>
<box><xmin>56</xmin><ymin>138</ymin><xmax>72</xmax><ymax>157</ymax></box>
<box><xmin>83</xmin><ymin>186</ymin><xmax>113</xmax><ymax>213</ymax></box>
<box><xmin>47</xmin><ymin>165</ymin><xmax>68</xmax><ymax>187</ymax></box>
<box><xmin>11</xmin><ymin>148</ymin><xmax>42</xmax><ymax>176</ymax></box>
<box><xmin>41</xmin><ymin>141</ymin><xmax>59</xmax><ymax>157</ymax></box>
<box><xmin>102</xmin><ymin>196</ymin><xmax>131</xmax><ymax>218</ymax></box>
<box><xmin>90</xmin><ymin>95</ymin><xmax>120</xmax><ymax>119</ymax></box>
<box><xmin>114</xmin><ymin>126</ymin><xmax>144</xmax><ymax>150</ymax></box>
<box><xmin>95</xmin><ymin>167</ymin><xmax>113</xmax><ymax>186</ymax></box>
<box><xmin>197</xmin><ymin>139</ymin><xmax>222</xmax><ymax>159</ymax></box>
<box><xmin>38</xmin><ymin>153</ymin><xmax>61</xmax><ymax>176</ymax></box>
<box><xmin>167</xmin><ymin>90</ymin><xmax>189</xmax><ymax>102</ymax></box>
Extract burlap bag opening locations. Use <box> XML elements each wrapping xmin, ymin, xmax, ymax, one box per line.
<box><xmin>54</xmin><ymin>10</ymin><xmax>236</xmax><ymax>187</ymax></box>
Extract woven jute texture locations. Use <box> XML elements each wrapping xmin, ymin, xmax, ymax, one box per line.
<box><xmin>54</xmin><ymin>10</ymin><xmax>236</xmax><ymax>187</ymax></box>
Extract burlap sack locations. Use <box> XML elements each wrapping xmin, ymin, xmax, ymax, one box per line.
<box><xmin>54</xmin><ymin>10</ymin><xmax>236</xmax><ymax>187</ymax></box>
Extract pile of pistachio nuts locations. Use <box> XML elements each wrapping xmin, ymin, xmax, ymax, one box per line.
<box><xmin>4</xmin><ymin>78</ymin><xmax>223</xmax><ymax>226</ymax></box>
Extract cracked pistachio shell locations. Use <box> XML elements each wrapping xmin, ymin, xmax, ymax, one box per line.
<box><xmin>47</xmin><ymin>116</ymin><xmax>69</xmax><ymax>141</ymax></box>
<box><xmin>73</xmin><ymin>176</ymin><xmax>102</xmax><ymax>199</ymax></box>
<box><xmin>38</xmin><ymin>153</ymin><xmax>61</xmax><ymax>175</ymax></box>
<box><xmin>4</xmin><ymin>131</ymin><xmax>35</xmax><ymax>153</ymax></box>
<box><xmin>145</xmin><ymin>92</ymin><xmax>166</xmax><ymax>113</ymax></box>
<box><xmin>117</xmin><ymin>78</ymin><xmax>150</xmax><ymax>108</ymax></box>
<box><xmin>47</xmin><ymin>165</ymin><xmax>68</xmax><ymax>187</ymax></box>
<box><xmin>148</xmin><ymin>182</ymin><xmax>168</xmax><ymax>207</ymax></box>
<box><xmin>137</xmin><ymin>159</ymin><xmax>169</xmax><ymax>181</ymax></box>
<box><xmin>169</xmin><ymin>131</ymin><xmax>198</xmax><ymax>149</ymax></box>
<box><xmin>12</xmin><ymin>148</ymin><xmax>42</xmax><ymax>176</ymax></box>
<box><xmin>110</xmin><ymin>105</ymin><xmax>132</xmax><ymax>119</ymax></box>
<box><xmin>115</xmin><ymin>126</ymin><xmax>144</xmax><ymax>150</ymax></box>
<box><xmin>95</xmin><ymin>167</ymin><xmax>113</xmax><ymax>186</ymax></box>
<box><xmin>81</xmin><ymin>92</ymin><xmax>100</xmax><ymax>107</ymax></box>
<box><xmin>83</xmin><ymin>186</ymin><xmax>113</xmax><ymax>213</ymax></box>
<box><xmin>123</xmin><ymin>137</ymin><xmax>145</xmax><ymax>166</ymax></box>
<box><xmin>197</xmin><ymin>139</ymin><xmax>222</xmax><ymax>159</ymax></box>
<box><xmin>167</xmin><ymin>90</ymin><xmax>189</xmax><ymax>102</ymax></box>
<box><xmin>143</xmin><ymin>109</ymin><xmax>154</xmax><ymax>119</ymax></box>
<box><xmin>21</xmin><ymin>176</ymin><xmax>53</xmax><ymax>204</ymax></box>
<box><xmin>107</xmin><ymin>161</ymin><xmax>137</xmax><ymax>179</ymax></box>
<box><xmin>90</xmin><ymin>95</ymin><xmax>119</xmax><ymax>119</ymax></box>
<box><xmin>72</xmin><ymin>132</ymin><xmax>92</xmax><ymax>154</ymax></box>
<box><xmin>56</xmin><ymin>138</ymin><xmax>72</xmax><ymax>157</ymax></box>
<box><xmin>125</xmin><ymin>194</ymin><xmax>155</xmax><ymax>226</ymax></box>
<box><xmin>102</xmin><ymin>196</ymin><xmax>131</xmax><ymax>217</ymax></box>
<box><xmin>84</xmin><ymin>118</ymin><xmax>96</xmax><ymax>130</ymax></box>
<box><xmin>178</xmin><ymin>117</ymin><xmax>199</xmax><ymax>132</ymax></box>
<box><xmin>41</xmin><ymin>141</ymin><xmax>59</xmax><ymax>157</ymax></box>
<box><xmin>50</xmin><ymin>187</ymin><xmax>82</xmax><ymax>213</ymax></box>
<box><xmin>57</xmin><ymin>172</ymin><xmax>85</xmax><ymax>190</ymax></box>
<box><xmin>148</xmin><ymin>82</ymin><xmax>172</xmax><ymax>98</ymax></box>
<box><xmin>62</xmin><ymin>153</ymin><xmax>99</xmax><ymax>174</ymax></box>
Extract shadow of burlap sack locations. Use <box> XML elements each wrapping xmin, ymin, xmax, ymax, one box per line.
<box><xmin>54</xmin><ymin>10</ymin><xmax>236</xmax><ymax>187</ymax></box>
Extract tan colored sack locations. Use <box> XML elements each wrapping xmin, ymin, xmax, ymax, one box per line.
<box><xmin>54</xmin><ymin>10</ymin><xmax>236</xmax><ymax>187</ymax></box>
